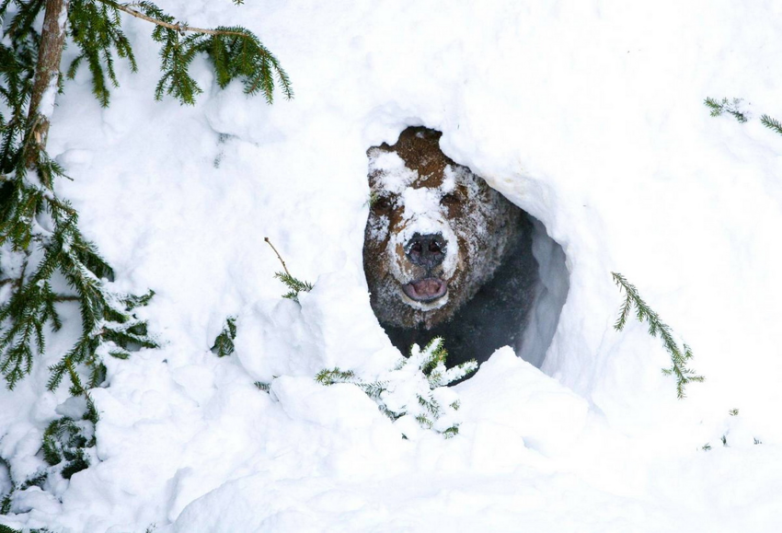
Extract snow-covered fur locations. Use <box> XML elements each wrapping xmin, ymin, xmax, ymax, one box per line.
<box><xmin>364</xmin><ymin>127</ymin><xmax>524</xmax><ymax>330</ymax></box>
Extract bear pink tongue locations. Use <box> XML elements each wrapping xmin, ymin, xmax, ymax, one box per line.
<box><xmin>403</xmin><ymin>278</ymin><xmax>447</xmax><ymax>301</ymax></box>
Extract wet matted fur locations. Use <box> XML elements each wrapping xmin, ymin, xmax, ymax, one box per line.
<box><xmin>363</xmin><ymin>127</ymin><xmax>538</xmax><ymax>366</ymax></box>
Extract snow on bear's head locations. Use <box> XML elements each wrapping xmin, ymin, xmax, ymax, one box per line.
<box><xmin>364</xmin><ymin>127</ymin><xmax>523</xmax><ymax>330</ymax></box>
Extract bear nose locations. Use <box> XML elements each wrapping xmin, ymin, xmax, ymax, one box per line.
<box><xmin>406</xmin><ymin>233</ymin><xmax>447</xmax><ymax>269</ymax></box>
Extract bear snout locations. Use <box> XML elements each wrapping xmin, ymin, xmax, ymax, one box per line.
<box><xmin>405</xmin><ymin>232</ymin><xmax>447</xmax><ymax>270</ymax></box>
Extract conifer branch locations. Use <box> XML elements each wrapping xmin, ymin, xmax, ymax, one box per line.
<box><xmin>760</xmin><ymin>114</ymin><xmax>782</xmax><ymax>137</ymax></box>
<box><xmin>704</xmin><ymin>97</ymin><xmax>748</xmax><ymax>123</ymax></box>
<box><xmin>273</xmin><ymin>272</ymin><xmax>313</xmax><ymax>302</ymax></box>
<box><xmin>317</xmin><ymin>338</ymin><xmax>476</xmax><ymax>437</ymax></box>
<box><xmin>59</xmin><ymin>0</ymin><xmax>293</xmax><ymax>106</ymax></box>
<box><xmin>265</xmin><ymin>237</ymin><xmax>313</xmax><ymax>302</ymax></box>
<box><xmin>1</xmin><ymin>0</ymin><xmax>291</xmax><ymax>507</ymax></box>
<box><xmin>210</xmin><ymin>316</ymin><xmax>236</xmax><ymax>357</ymax></box>
<box><xmin>611</xmin><ymin>272</ymin><xmax>704</xmax><ymax>399</ymax></box>
<box><xmin>703</xmin><ymin>95</ymin><xmax>782</xmax><ymax>141</ymax></box>
<box><xmin>104</xmin><ymin>1</ymin><xmax>249</xmax><ymax>38</ymax></box>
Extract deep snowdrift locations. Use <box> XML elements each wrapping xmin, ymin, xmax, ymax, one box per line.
<box><xmin>3</xmin><ymin>0</ymin><xmax>782</xmax><ymax>532</ymax></box>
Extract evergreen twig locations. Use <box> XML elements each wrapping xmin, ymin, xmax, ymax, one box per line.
<box><xmin>704</xmin><ymin>97</ymin><xmax>748</xmax><ymax>123</ymax></box>
<box><xmin>210</xmin><ymin>316</ymin><xmax>236</xmax><ymax>357</ymax></box>
<box><xmin>760</xmin><ymin>114</ymin><xmax>782</xmax><ymax>137</ymax></box>
<box><xmin>318</xmin><ymin>337</ymin><xmax>477</xmax><ymax>437</ymax></box>
<box><xmin>704</xmin><ymin>95</ymin><xmax>782</xmax><ymax>142</ymax></box>
<box><xmin>60</xmin><ymin>0</ymin><xmax>294</xmax><ymax>106</ymax></box>
<box><xmin>265</xmin><ymin>237</ymin><xmax>313</xmax><ymax>302</ymax></box>
<box><xmin>611</xmin><ymin>272</ymin><xmax>704</xmax><ymax>399</ymax></box>
<box><xmin>108</xmin><ymin>1</ymin><xmax>252</xmax><ymax>37</ymax></box>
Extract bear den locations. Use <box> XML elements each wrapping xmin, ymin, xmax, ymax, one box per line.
<box><xmin>363</xmin><ymin>126</ymin><xmax>540</xmax><ymax>369</ymax></box>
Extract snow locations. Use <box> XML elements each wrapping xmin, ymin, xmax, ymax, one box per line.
<box><xmin>3</xmin><ymin>0</ymin><xmax>782</xmax><ymax>531</ymax></box>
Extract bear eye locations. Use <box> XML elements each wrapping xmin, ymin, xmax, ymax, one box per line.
<box><xmin>372</xmin><ymin>195</ymin><xmax>393</xmax><ymax>211</ymax></box>
<box><xmin>441</xmin><ymin>193</ymin><xmax>461</xmax><ymax>206</ymax></box>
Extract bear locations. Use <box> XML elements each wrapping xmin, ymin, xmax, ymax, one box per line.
<box><xmin>363</xmin><ymin>127</ymin><xmax>539</xmax><ymax>368</ymax></box>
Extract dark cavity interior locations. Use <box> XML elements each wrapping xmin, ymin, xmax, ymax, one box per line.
<box><xmin>366</xmin><ymin>128</ymin><xmax>569</xmax><ymax>372</ymax></box>
<box><xmin>382</xmin><ymin>214</ymin><xmax>568</xmax><ymax>370</ymax></box>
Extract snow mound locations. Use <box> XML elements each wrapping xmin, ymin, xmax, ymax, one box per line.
<box><xmin>2</xmin><ymin>0</ymin><xmax>782</xmax><ymax>531</ymax></box>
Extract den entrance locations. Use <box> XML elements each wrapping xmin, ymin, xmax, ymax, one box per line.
<box><xmin>363</xmin><ymin>127</ymin><xmax>569</xmax><ymax>370</ymax></box>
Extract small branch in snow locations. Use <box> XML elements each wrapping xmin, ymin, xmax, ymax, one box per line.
<box><xmin>704</xmin><ymin>97</ymin><xmax>748</xmax><ymax>123</ymax></box>
<box><xmin>611</xmin><ymin>272</ymin><xmax>704</xmax><ymax>399</ymax></box>
<box><xmin>103</xmin><ymin>0</ymin><xmax>251</xmax><ymax>39</ymax></box>
<box><xmin>760</xmin><ymin>114</ymin><xmax>782</xmax><ymax>137</ymax></box>
<box><xmin>264</xmin><ymin>238</ymin><xmax>313</xmax><ymax>302</ymax></box>
<box><xmin>264</xmin><ymin>237</ymin><xmax>291</xmax><ymax>277</ymax></box>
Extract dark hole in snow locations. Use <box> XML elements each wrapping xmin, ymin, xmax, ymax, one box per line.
<box><xmin>364</xmin><ymin>126</ymin><xmax>569</xmax><ymax>371</ymax></box>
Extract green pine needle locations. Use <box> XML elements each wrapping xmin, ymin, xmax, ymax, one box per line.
<box><xmin>760</xmin><ymin>114</ymin><xmax>782</xmax><ymax>136</ymax></box>
<box><xmin>704</xmin><ymin>97</ymin><xmax>723</xmax><ymax>117</ymax></box>
<box><xmin>443</xmin><ymin>426</ymin><xmax>459</xmax><ymax>439</ymax></box>
<box><xmin>315</xmin><ymin>367</ymin><xmax>356</xmax><ymax>385</ymax></box>
<box><xmin>56</xmin><ymin>0</ymin><xmax>294</xmax><ymax>107</ymax></box>
<box><xmin>704</xmin><ymin>97</ymin><xmax>747</xmax><ymax>123</ymax></box>
<box><xmin>417</xmin><ymin>393</ymin><xmax>440</xmax><ymax>418</ymax></box>
<box><xmin>210</xmin><ymin>316</ymin><xmax>237</xmax><ymax>357</ymax></box>
<box><xmin>67</xmin><ymin>0</ymin><xmax>138</xmax><ymax>107</ymax></box>
<box><xmin>1</xmin><ymin>0</ymin><xmax>288</xmax><ymax>509</ymax></box>
<box><xmin>274</xmin><ymin>271</ymin><xmax>313</xmax><ymax>302</ymax></box>
<box><xmin>612</xmin><ymin>272</ymin><xmax>704</xmax><ymax>399</ymax></box>
<box><xmin>317</xmin><ymin>336</ymin><xmax>475</xmax><ymax>437</ymax></box>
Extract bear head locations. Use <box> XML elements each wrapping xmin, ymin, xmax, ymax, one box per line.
<box><xmin>364</xmin><ymin>127</ymin><xmax>524</xmax><ymax>330</ymax></box>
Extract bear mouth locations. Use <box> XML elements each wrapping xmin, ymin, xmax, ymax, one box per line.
<box><xmin>401</xmin><ymin>278</ymin><xmax>448</xmax><ymax>302</ymax></box>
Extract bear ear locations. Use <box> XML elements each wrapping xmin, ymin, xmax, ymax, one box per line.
<box><xmin>366</xmin><ymin>146</ymin><xmax>393</xmax><ymax>161</ymax></box>
<box><xmin>441</xmin><ymin>192</ymin><xmax>461</xmax><ymax>206</ymax></box>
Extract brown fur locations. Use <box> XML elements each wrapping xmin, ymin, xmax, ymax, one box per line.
<box><xmin>364</xmin><ymin>127</ymin><xmax>524</xmax><ymax>330</ymax></box>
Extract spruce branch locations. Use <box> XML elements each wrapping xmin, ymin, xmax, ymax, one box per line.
<box><xmin>611</xmin><ymin>272</ymin><xmax>704</xmax><ymax>399</ymax></box>
<box><xmin>0</xmin><ymin>471</ymin><xmax>48</xmax><ymax>519</ymax></box>
<box><xmin>1</xmin><ymin>0</ymin><xmax>292</xmax><ymax>508</ymax></box>
<box><xmin>315</xmin><ymin>367</ymin><xmax>357</xmax><ymax>384</ymax></box>
<box><xmin>317</xmin><ymin>337</ymin><xmax>476</xmax><ymax>437</ymax></box>
<box><xmin>265</xmin><ymin>237</ymin><xmax>313</xmax><ymax>302</ymax></box>
<box><xmin>106</xmin><ymin>1</ymin><xmax>252</xmax><ymax>38</ymax></box>
<box><xmin>67</xmin><ymin>0</ymin><xmax>137</xmax><ymax>107</ymax></box>
<box><xmin>760</xmin><ymin>114</ymin><xmax>782</xmax><ymax>137</ymax></box>
<box><xmin>210</xmin><ymin>316</ymin><xmax>236</xmax><ymax>357</ymax></box>
<box><xmin>273</xmin><ymin>272</ymin><xmax>314</xmax><ymax>302</ymax></box>
<box><xmin>704</xmin><ymin>97</ymin><xmax>747</xmax><ymax>123</ymax></box>
<box><xmin>89</xmin><ymin>0</ymin><xmax>293</xmax><ymax>105</ymax></box>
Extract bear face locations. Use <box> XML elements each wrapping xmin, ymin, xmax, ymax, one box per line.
<box><xmin>364</xmin><ymin>127</ymin><xmax>527</xmax><ymax>332</ymax></box>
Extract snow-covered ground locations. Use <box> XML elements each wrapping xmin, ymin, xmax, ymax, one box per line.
<box><xmin>3</xmin><ymin>0</ymin><xmax>782</xmax><ymax>531</ymax></box>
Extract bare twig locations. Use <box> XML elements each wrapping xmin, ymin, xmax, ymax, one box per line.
<box><xmin>264</xmin><ymin>237</ymin><xmax>291</xmax><ymax>276</ymax></box>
